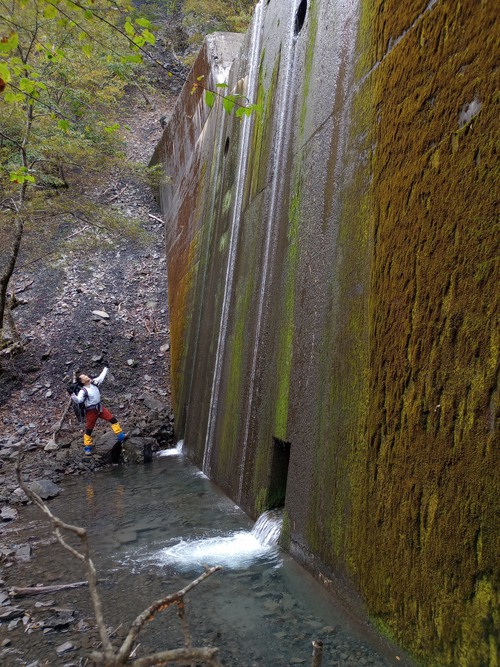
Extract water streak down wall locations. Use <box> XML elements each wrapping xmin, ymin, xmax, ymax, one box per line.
<box><xmin>152</xmin><ymin>1</ymin><xmax>499</xmax><ymax>664</ymax></box>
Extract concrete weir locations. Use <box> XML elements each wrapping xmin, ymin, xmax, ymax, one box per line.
<box><xmin>151</xmin><ymin>1</ymin><xmax>499</xmax><ymax>665</ymax></box>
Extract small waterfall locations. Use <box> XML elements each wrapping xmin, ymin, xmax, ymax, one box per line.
<box><xmin>155</xmin><ymin>510</ymin><xmax>282</xmax><ymax>571</ymax></box>
<box><xmin>158</xmin><ymin>440</ymin><xmax>184</xmax><ymax>457</ymax></box>
<box><xmin>250</xmin><ymin>510</ymin><xmax>283</xmax><ymax>547</ymax></box>
<box><xmin>203</xmin><ymin>1</ymin><xmax>266</xmax><ymax>475</ymax></box>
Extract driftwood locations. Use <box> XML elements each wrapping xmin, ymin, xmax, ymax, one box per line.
<box><xmin>147</xmin><ymin>213</ymin><xmax>165</xmax><ymax>224</ymax></box>
<box><xmin>10</xmin><ymin>581</ymin><xmax>91</xmax><ymax>596</ymax></box>
<box><xmin>50</xmin><ymin>395</ymin><xmax>73</xmax><ymax>438</ymax></box>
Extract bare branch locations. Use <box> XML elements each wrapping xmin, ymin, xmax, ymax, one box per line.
<box><xmin>44</xmin><ymin>396</ymin><xmax>73</xmax><ymax>449</ymax></box>
<box><xmin>115</xmin><ymin>646</ymin><xmax>222</xmax><ymax>667</ymax></box>
<box><xmin>0</xmin><ymin>129</ymin><xmax>24</xmax><ymax>151</ymax></box>
<box><xmin>116</xmin><ymin>566</ymin><xmax>221</xmax><ymax>663</ymax></box>
<box><xmin>177</xmin><ymin>600</ymin><xmax>194</xmax><ymax>667</ymax></box>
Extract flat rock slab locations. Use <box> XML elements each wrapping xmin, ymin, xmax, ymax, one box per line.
<box><xmin>15</xmin><ymin>544</ymin><xmax>32</xmax><ymax>562</ymax></box>
<box><xmin>55</xmin><ymin>641</ymin><xmax>75</xmax><ymax>655</ymax></box>
<box><xmin>0</xmin><ymin>606</ymin><xmax>24</xmax><ymax>621</ymax></box>
<box><xmin>27</xmin><ymin>479</ymin><xmax>61</xmax><ymax>499</ymax></box>
<box><xmin>1</xmin><ymin>507</ymin><xmax>18</xmax><ymax>521</ymax></box>
<box><xmin>114</xmin><ymin>529</ymin><xmax>138</xmax><ymax>544</ymax></box>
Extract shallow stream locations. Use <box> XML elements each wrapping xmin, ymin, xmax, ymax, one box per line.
<box><xmin>3</xmin><ymin>447</ymin><xmax>414</xmax><ymax>666</ymax></box>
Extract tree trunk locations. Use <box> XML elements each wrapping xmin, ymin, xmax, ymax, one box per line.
<box><xmin>0</xmin><ymin>215</ymin><xmax>24</xmax><ymax>338</ymax></box>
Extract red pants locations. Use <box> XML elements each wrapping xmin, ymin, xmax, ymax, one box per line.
<box><xmin>86</xmin><ymin>406</ymin><xmax>114</xmax><ymax>431</ymax></box>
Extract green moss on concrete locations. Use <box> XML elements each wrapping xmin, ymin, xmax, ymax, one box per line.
<box><xmin>280</xmin><ymin>510</ymin><xmax>291</xmax><ymax>550</ymax></box>
<box><xmin>245</xmin><ymin>49</ymin><xmax>280</xmax><ymax>204</ymax></box>
<box><xmin>217</xmin><ymin>273</ymin><xmax>254</xmax><ymax>477</ymax></box>
<box><xmin>349</xmin><ymin>1</ymin><xmax>500</xmax><ymax>664</ymax></box>
<box><xmin>218</xmin><ymin>229</ymin><xmax>229</xmax><ymax>254</ymax></box>
<box><xmin>274</xmin><ymin>174</ymin><xmax>301</xmax><ymax>439</ymax></box>
<box><xmin>169</xmin><ymin>229</ymin><xmax>201</xmax><ymax>416</ymax></box>
<box><xmin>255</xmin><ymin>487</ymin><xmax>268</xmax><ymax>517</ymax></box>
<box><xmin>166</xmin><ymin>5</ymin><xmax>499</xmax><ymax>665</ymax></box>
<box><xmin>304</xmin><ymin>7</ymin><xmax>374</xmax><ymax>567</ymax></box>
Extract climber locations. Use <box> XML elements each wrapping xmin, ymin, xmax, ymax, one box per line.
<box><xmin>71</xmin><ymin>366</ymin><xmax>126</xmax><ymax>455</ymax></box>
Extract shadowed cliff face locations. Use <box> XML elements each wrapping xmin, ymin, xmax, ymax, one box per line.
<box><xmin>152</xmin><ymin>1</ymin><xmax>499</xmax><ymax>665</ymax></box>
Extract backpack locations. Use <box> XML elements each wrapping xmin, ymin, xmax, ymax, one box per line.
<box><xmin>67</xmin><ymin>382</ymin><xmax>88</xmax><ymax>423</ymax></box>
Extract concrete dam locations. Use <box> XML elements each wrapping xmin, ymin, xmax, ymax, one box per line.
<box><xmin>151</xmin><ymin>0</ymin><xmax>499</xmax><ymax>664</ymax></box>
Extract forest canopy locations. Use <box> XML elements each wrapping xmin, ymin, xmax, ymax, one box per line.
<box><xmin>0</xmin><ymin>0</ymin><xmax>158</xmax><ymax>340</ymax></box>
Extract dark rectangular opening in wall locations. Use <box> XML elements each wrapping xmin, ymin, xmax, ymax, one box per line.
<box><xmin>269</xmin><ymin>437</ymin><xmax>291</xmax><ymax>509</ymax></box>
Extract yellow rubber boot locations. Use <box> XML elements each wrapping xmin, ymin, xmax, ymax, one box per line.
<box><xmin>84</xmin><ymin>433</ymin><xmax>93</xmax><ymax>455</ymax></box>
<box><xmin>111</xmin><ymin>422</ymin><xmax>126</xmax><ymax>442</ymax></box>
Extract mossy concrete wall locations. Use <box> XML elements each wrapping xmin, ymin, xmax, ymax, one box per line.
<box><xmin>153</xmin><ymin>1</ymin><xmax>499</xmax><ymax>664</ymax></box>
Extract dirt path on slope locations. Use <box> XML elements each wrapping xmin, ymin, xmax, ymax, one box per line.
<box><xmin>0</xmin><ymin>83</ymin><xmax>177</xmax><ymax>491</ymax></box>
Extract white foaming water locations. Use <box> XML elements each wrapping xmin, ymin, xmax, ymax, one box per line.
<box><xmin>251</xmin><ymin>510</ymin><xmax>282</xmax><ymax>547</ymax></box>
<box><xmin>157</xmin><ymin>440</ymin><xmax>184</xmax><ymax>457</ymax></box>
<box><xmin>155</xmin><ymin>510</ymin><xmax>282</xmax><ymax>571</ymax></box>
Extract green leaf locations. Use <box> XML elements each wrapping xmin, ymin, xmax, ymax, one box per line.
<box><xmin>58</xmin><ymin>119</ymin><xmax>70</xmax><ymax>132</ymax></box>
<box><xmin>84</xmin><ymin>9</ymin><xmax>93</xmax><ymax>19</ymax></box>
<box><xmin>124</xmin><ymin>20</ymin><xmax>135</xmax><ymax>36</ymax></box>
<box><xmin>0</xmin><ymin>63</ymin><xmax>11</xmax><ymax>83</ymax></box>
<box><xmin>82</xmin><ymin>43</ymin><xmax>92</xmax><ymax>57</ymax></box>
<box><xmin>4</xmin><ymin>91</ymin><xmax>24</xmax><ymax>103</ymax></box>
<box><xmin>222</xmin><ymin>96</ymin><xmax>236</xmax><ymax>114</ymax></box>
<box><xmin>19</xmin><ymin>77</ymin><xmax>35</xmax><ymax>93</ymax></box>
<box><xmin>44</xmin><ymin>4</ymin><xmax>58</xmax><ymax>19</ymax></box>
<box><xmin>121</xmin><ymin>54</ymin><xmax>142</xmax><ymax>64</ymax></box>
<box><xmin>216</xmin><ymin>82</ymin><xmax>229</xmax><ymax>89</ymax></box>
<box><xmin>135</xmin><ymin>18</ymin><xmax>152</xmax><ymax>29</ymax></box>
<box><xmin>196</xmin><ymin>75</ymin><xmax>205</xmax><ymax>81</ymax></box>
<box><xmin>133</xmin><ymin>35</ymin><xmax>145</xmax><ymax>47</ymax></box>
<box><xmin>0</xmin><ymin>31</ymin><xmax>19</xmax><ymax>55</ymax></box>
<box><xmin>142</xmin><ymin>29</ymin><xmax>155</xmax><ymax>46</ymax></box>
<box><xmin>9</xmin><ymin>167</ymin><xmax>35</xmax><ymax>184</ymax></box>
<box><xmin>236</xmin><ymin>102</ymin><xmax>261</xmax><ymax>118</ymax></box>
<box><xmin>205</xmin><ymin>90</ymin><xmax>215</xmax><ymax>108</ymax></box>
